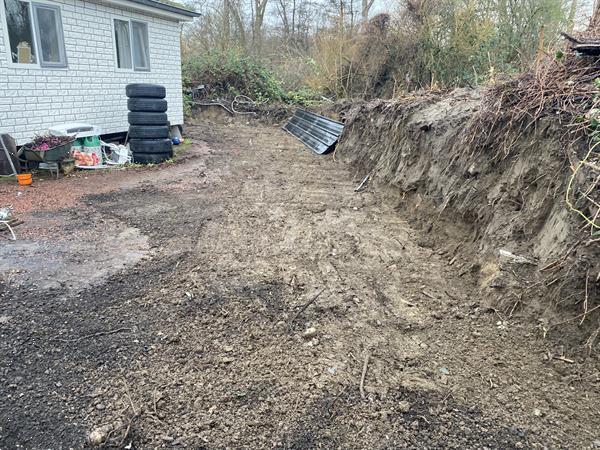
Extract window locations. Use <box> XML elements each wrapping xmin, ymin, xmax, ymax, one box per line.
<box><xmin>33</xmin><ymin>3</ymin><xmax>66</xmax><ymax>67</ymax></box>
<box><xmin>131</xmin><ymin>21</ymin><xmax>149</xmax><ymax>70</ymax></box>
<box><xmin>3</xmin><ymin>0</ymin><xmax>67</xmax><ymax>67</ymax></box>
<box><xmin>114</xmin><ymin>19</ymin><xmax>132</xmax><ymax>69</ymax></box>
<box><xmin>114</xmin><ymin>19</ymin><xmax>150</xmax><ymax>71</ymax></box>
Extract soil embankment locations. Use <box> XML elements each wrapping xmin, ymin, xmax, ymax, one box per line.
<box><xmin>335</xmin><ymin>88</ymin><xmax>599</xmax><ymax>342</ymax></box>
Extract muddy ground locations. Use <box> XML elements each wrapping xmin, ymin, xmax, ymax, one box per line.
<box><xmin>0</xmin><ymin>117</ymin><xmax>599</xmax><ymax>449</ymax></box>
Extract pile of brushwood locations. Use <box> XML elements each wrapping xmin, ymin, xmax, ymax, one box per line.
<box><xmin>464</xmin><ymin>32</ymin><xmax>600</xmax><ymax>250</ymax></box>
<box><xmin>465</xmin><ymin>42</ymin><xmax>600</xmax><ymax>225</ymax></box>
<box><xmin>182</xmin><ymin>50</ymin><xmax>322</xmax><ymax>120</ymax></box>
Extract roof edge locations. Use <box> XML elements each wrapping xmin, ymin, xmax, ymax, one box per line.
<box><xmin>120</xmin><ymin>0</ymin><xmax>200</xmax><ymax>18</ymax></box>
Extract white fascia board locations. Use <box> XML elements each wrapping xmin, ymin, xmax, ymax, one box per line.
<box><xmin>98</xmin><ymin>0</ymin><xmax>196</xmax><ymax>22</ymax></box>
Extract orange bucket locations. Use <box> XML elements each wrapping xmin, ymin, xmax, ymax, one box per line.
<box><xmin>16</xmin><ymin>173</ymin><xmax>32</xmax><ymax>186</ymax></box>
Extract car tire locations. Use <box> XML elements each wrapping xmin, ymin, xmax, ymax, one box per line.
<box><xmin>132</xmin><ymin>152</ymin><xmax>173</xmax><ymax>164</ymax></box>
<box><xmin>128</xmin><ymin>112</ymin><xmax>168</xmax><ymax>126</ymax></box>
<box><xmin>126</xmin><ymin>83</ymin><xmax>166</xmax><ymax>99</ymax></box>
<box><xmin>128</xmin><ymin>125</ymin><xmax>170</xmax><ymax>139</ymax></box>
<box><xmin>128</xmin><ymin>98</ymin><xmax>168</xmax><ymax>113</ymax></box>
<box><xmin>130</xmin><ymin>139</ymin><xmax>173</xmax><ymax>154</ymax></box>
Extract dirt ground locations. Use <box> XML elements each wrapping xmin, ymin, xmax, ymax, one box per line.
<box><xmin>0</xmin><ymin>116</ymin><xmax>599</xmax><ymax>449</ymax></box>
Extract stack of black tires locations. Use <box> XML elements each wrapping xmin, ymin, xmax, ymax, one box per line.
<box><xmin>126</xmin><ymin>83</ymin><xmax>173</xmax><ymax>164</ymax></box>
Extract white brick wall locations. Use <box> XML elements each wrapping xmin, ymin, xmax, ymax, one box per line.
<box><xmin>0</xmin><ymin>0</ymin><xmax>185</xmax><ymax>144</ymax></box>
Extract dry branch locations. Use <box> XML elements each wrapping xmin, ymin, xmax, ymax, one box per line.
<box><xmin>359</xmin><ymin>352</ymin><xmax>370</xmax><ymax>399</ymax></box>
<box><xmin>462</xmin><ymin>48</ymin><xmax>600</xmax><ymax>159</ymax></box>
<box><xmin>288</xmin><ymin>288</ymin><xmax>326</xmax><ymax>327</ymax></box>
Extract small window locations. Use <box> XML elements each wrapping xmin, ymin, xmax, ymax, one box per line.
<box><xmin>114</xmin><ymin>18</ymin><xmax>150</xmax><ymax>71</ymax></box>
<box><xmin>33</xmin><ymin>3</ymin><xmax>66</xmax><ymax>67</ymax></box>
<box><xmin>114</xmin><ymin>19</ymin><xmax>132</xmax><ymax>69</ymax></box>
<box><xmin>131</xmin><ymin>21</ymin><xmax>149</xmax><ymax>71</ymax></box>
<box><xmin>4</xmin><ymin>0</ymin><xmax>37</xmax><ymax>64</ymax></box>
<box><xmin>3</xmin><ymin>0</ymin><xmax>66</xmax><ymax>67</ymax></box>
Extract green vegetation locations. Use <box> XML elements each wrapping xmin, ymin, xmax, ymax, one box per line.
<box><xmin>182</xmin><ymin>50</ymin><xmax>322</xmax><ymax>107</ymax></box>
<box><xmin>182</xmin><ymin>0</ymin><xmax>577</xmax><ymax>101</ymax></box>
<box><xmin>183</xmin><ymin>50</ymin><xmax>285</xmax><ymax>102</ymax></box>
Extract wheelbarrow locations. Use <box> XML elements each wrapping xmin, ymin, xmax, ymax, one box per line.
<box><xmin>20</xmin><ymin>139</ymin><xmax>75</xmax><ymax>179</ymax></box>
<box><xmin>21</xmin><ymin>139</ymin><xmax>75</xmax><ymax>163</ymax></box>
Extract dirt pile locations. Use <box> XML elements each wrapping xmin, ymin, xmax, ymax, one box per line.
<box><xmin>335</xmin><ymin>88</ymin><xmax>599</xmax><ymax>344</ymax></box>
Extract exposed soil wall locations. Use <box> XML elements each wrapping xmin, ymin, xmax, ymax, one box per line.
<box><xmin>335</xmin><ymin>89</ymin><xmax>599</xmax><ymax>338</ymax></box>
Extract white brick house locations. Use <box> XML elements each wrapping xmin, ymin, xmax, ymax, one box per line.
<box><xmin>0</xmin><ymin>0</ymin><xmax>198</xmax><ymax>144</ymax></box>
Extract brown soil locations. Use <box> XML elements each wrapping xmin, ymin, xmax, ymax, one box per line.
<box><xmin>335</xmin><ymin>90</ymin><xmax>600</xmax><ymax>332</ymax></box>
<box><xmin>0</xmin><ymin>116</ymin><xmax>599</xmax><ymax>449</ymax></box>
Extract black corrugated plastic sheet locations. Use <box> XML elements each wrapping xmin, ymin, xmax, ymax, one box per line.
<box><xmin>282</xmin><ymin>109</ymin><xmax>344</xmax><ymax>155</ymax></box>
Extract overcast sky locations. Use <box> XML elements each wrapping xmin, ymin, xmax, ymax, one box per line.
<box><xmin>367</xmin><ymin>0</ymin><xmax>597</xmax><ymax>28</ymax></box>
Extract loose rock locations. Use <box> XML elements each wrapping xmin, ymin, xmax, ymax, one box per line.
<box><xmin>87</xmin><ymin>424</ymin><xmax>113</xmax><ymax>446</ymax></box>
<box><xmin>302</xmin><ymin>327</ymin><xmax>317</xmax><ymax>339</ymax></box>
<box><xmin>398</xmin><ymin>400</ymin><xmax>411</xmax><ymax>413</ymax></box>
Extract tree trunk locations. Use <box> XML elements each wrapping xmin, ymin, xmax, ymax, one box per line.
<box><xmin>361</xmin><ymin>0</ymin><xmax>375</xmax><ymax>23</ymax></box>
<box><xmin>566</xmin><ymin>0</ymin><xmax>577</xmax><ymax>33</ymax></box>
<box><xmin>277</xmin><ymin>0</ymin><xmax>290</xmax><ymax>39</ymax></box>
<box><xmin>591</xmin><ymin>0</ymin><xmax>600</xmax><ymax>30</ymax></box>
<box><xmin>222</xmin><ymin>0</ymin><xmax>231</xmax><ymax>50</ymax></box>
<box><xmin>291</xmin><ymin>0</ymin><xmax>296</xmax><ymax>38</ymax></box>
<box><xmin>253</xmin><ymin>0</ymin><xmax>269</xmax><ymax>52</ymax></box>
<box><xmin>230</xmin><ymin>0</ymin><xmax>246</xmax><ymax>49</ymax></box>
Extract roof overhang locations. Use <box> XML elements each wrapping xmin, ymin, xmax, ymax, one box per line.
<box><xmin>100</xmin><ymin>0</ymin><xmax>200</xmax><ymax>22</ymax></box>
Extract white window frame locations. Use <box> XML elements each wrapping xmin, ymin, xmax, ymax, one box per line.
<box><xmin>0</xmin><ymin>0</ymin><xmax>67</xmax><ymax>69</ymax></box>
<box><xmin>111</xmin><ymin>16</ymin><xmax>151</xmax><ymax>72</ymax></box>
<box><xmin>32</xmin><ymin>2</ymin><xmax>67</xmax><ymax>68</ymax></box>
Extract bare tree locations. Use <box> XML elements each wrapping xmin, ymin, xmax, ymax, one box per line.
<box><xmin>361</xmin><ymin>0</ymin><xmax>375</xmax><ymax>22</ymax></box>
<box><xmin>275</xmin><ymin>0</ymin><xmax>297</xmax><ymax>41</ymax></box>
<box><xmin>222</xmin><ymin>0</ymin><xmax>231</xmax><ymax>48</ymax></box>
<box><xmin>566</xmin><ymin>0</ymin><xmax>578</xmax><ymax>32</ymax></box>
<box><xmin>252</xmin><ymin>0</ymin><xmax>269</xmax><ymax>50</ymax></box>
<box><xmin>230</xmin><ymin>0</ymin><xmax>246</xmax><ymax>48</ymax></box>
<box><xmin>591</xmin><ymin>0</ymin><xmax>600</xmax><ymax>28</ymax></box>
